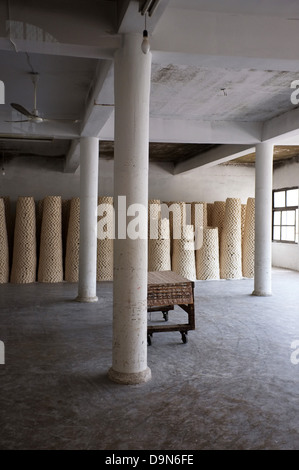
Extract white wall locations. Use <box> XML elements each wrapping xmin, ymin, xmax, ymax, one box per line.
<box><xmin>0</xmin><ymin>156</ymin><xmax>255</xmax><ymax>205</ymax></box>
<box><xmin>272</xmin><ymin>158</ymin><xmax>299</xmax><ymax>271</ymax></box>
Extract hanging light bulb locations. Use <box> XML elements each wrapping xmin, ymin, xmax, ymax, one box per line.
<box><xmin>1</xmin><ymin>167</ymin><xmax>5</xmax><ymax>176</ymax></box>
<box><xmin>141</xmin><ymin>30</ymin><xmax>150</xmax><ymax>54</ymax></box>
<box><xmin>141</xmin><ymin>13</ymin><xmax>150</xmax><ymax>54</ymax></box>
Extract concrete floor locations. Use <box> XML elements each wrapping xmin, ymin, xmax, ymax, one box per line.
<box><xmin>1</xmin><ymin>268</ymin><xmax>299</xmax><ymax>450</ymax></box>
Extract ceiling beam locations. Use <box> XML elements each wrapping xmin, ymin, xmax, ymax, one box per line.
<box><xmin>0</xmin><ymin>120</ymin><xmax>80</xmax><ymax>139</ymax></box>
<box><xmin>149</xmin><ymin>118</ymin><xmax>262</xmax><ymax>145</ymax></box>
<box><xmin>0</xmin><ymin>37</ymin><xmax>120</xmax><ymax>60</ymax></box>
<box><xmin>262</xmin><ymin>107</ymin><xmax>299</xmax><ymax>144</ymax></box>
<box><xmin>64</xmin><ymin>139</ymin><xmax>80</xmax><ymax>173</ymax></box>
<box><xmin>173</xmin><ymin>145</ymin><xmax>255</xmax><ymax>175</ymax></box>
<box><xmin>80</xmin><ymin>61</ymin><xmax>114</xmax><ymax>138</ymax></box>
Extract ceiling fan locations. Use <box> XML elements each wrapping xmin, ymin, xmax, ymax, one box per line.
<box><xmin>6</xmin><ymin>72</ymin><xmax>80</xmax><ymax>124</ymax></box>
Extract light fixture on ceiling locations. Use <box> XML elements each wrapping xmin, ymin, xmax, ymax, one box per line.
<box><xmin>141</xmin><ymin>13</ymin><xmax>150</xmax><ymax>54</ymax></box>
<box><xmin>140</xmin><ymin>0</ymin><xmax>161</xmax><ymax>54</ymax></box>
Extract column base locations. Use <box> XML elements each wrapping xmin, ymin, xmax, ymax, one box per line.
<box><xmin>252</xmin><ymin>290</ymin><xmax>272</xmax><ymax>297</ymax></box>
<box><xmin>108</xmin><ymin>366</ymin><xmax>152</xmax><ymax>385</ymax></box>
<box><xmin>75</xmin><ymin>295</ymin><xmax>98</xmax><ymax>303</ymax></box>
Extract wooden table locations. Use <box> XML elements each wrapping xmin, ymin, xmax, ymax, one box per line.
<box><xmin>147</xmin><ymin>271</ymin><xmax>195</xmax><ymax>345</ymax></box>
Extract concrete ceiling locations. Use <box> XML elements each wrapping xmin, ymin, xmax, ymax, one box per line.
<box><xmin>100</xmin><ymin>141</ymin><xmax>218</xmax><ymax>163</ymax></box>
<box><xmin>1</xmin><ymin>0</ymin><xmax>299</xmax><ymax>174</ymax></box>
<box><xmin>171</xmin><ymin>0</ymin><xmax>299</xmax><ymax>17</ymax></box>
<box><xmin>231</xmin><ymin>145</ymin><xmax>299</xmax><ymax>165</ymax></box>
<box><xmin>151</xmin><ymin>64</ymin><xmax>298</xmax><ymax>122</ymax></box>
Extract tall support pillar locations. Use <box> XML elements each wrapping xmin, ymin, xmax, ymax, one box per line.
<box><xmin>76</xmin><ymin>137</ymin><xmax>99</xmax><ymax>302</ymax></box>
<box><xmin>252</xmin><ymin>142</ymin><xmax>273</xmax><ymax>296</ymax></box>
<box><xmin>108</xmin><ymin>34</ymin><xmax>152</xmax><ymax>385</ymax></box>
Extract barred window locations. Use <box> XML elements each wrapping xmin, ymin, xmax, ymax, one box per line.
<box><xmin>272</xmin><ymin>187</ymin><xmax>298</xmax><ymax>243</ymax></box>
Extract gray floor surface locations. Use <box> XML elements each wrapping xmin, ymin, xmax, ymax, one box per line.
<box><xmin>0</xmin><ymin>268</ymin><xmax>299</xmax><ymax>450</ymax></box>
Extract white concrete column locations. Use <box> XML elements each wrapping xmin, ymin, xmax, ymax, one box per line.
<box><xmin>76</xmin><ymin>136</ymin><xmax>99</xmax><ymax>302</ymax></box>
<box><xmin>252</xmin><ymin>142</ymin><xmax>273</xmax><ymax>296</ymax></box>
<box><xmin>108</xmin><ymin>34</ymin><xmax>152</xmax><ymax>385</ymax></box>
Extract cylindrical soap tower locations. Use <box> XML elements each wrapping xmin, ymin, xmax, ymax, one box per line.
<box><xmin>97</xmin><ymin>196</ymin><xmax>114</xmax><ymax>281</ymax></box>
<box><xmin>220</xmin><ymin>198</ymin><xmax>242</xmax><ymax>280</ymax></box>
<box><xmin>65</xmin><ymin>197</ymin><xmax>80</xmax><ymax>282</ymax></box>
<box><xmin>11</xmin><ymin>196</ymin><xmax>36</xmax><ymax>284</ymax></box>
<box><xmin>38</xmin><ymin>196</ymin><xmax>63</xmax><ymax>282</ymax></box>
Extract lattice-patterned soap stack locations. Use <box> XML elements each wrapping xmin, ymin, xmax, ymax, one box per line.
<box><xmin>196</xmin><ymin>227</ymin><xmax>220</xmax><ymax>280</ymax></box>
<box><xmin>10</xmin><ymin>197</ymin><xmax>36</xmax><ymax>284</ymax></box>
<box><xmin>220</xmin><ymin>198</ymin><xmax>242</xmax><ymax>279</ymax></box>
<box><xmin>241</xmin><ymin>203</ymin><xmax>247</xmax><ymax>243</ymax></box>
<box><xmin>242</xmin><ymin>197</ymin><xmax>255</xmax><ymax>278</ymax></box>
<box><xmin>148</xmin><ymin>199</ymin><xmax>161</xmax><ymax>239</ymax></box>
<box><xmin>191</xmin><ymin>202</ymin><xmax>204</xmax><ymax>252</ymax></box>
<box><xmin>207</xmin><ymin>203</ymin><xmax>214</xmax><ymax>227</ymax></box>
<box><xmin>166</xmin><ymin>201</ymin><xmax>186</xmax><ymax>256</ymax></box>
<box><xmin>97</xmin><ymin>196</ymin><xmax>114</xmax><ymax>281</ymax></box>
<box><xmin>62</xmin><ymin>198</ymin><xmax>71</xmax><ymax>271</ymax></box>
<box><xmin>65</xmin><ymin>197</ymin><xmax>80</xmax><ymax>282</ymax></box>
<box><xmin>212</xmin><ymin>201</ymin><xmax>226</xmax><ymax>247</ymax></box>
<box><xmin>38</xmin><ymin>196</ymin><xmax>63</xmax><ymax>283</ymax></box>
<box><xmin>148</xmin><ymin>217</ymin><xmax>171</xmax><ymax>272</ymax></box>
<box><xmin>0</xmin><ymin>198</ymin><xmax>9</xmax><ymax>283</ymax></box>
<box><xmin>172</xmin><ymin>224</ymin><xmax>196</xmax><ymax>281</ymax></box>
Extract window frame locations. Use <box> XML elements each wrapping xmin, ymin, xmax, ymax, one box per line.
<box><xmin>272</xmin><ymin>186</ymin><xmax>299</xmax><ymax>244</ymax></box>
